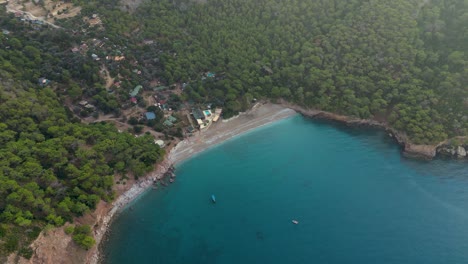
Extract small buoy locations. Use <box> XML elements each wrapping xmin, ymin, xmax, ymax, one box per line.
<box><xmin>292</xmin><ymin>220</ymin><xmax>299</xmax><ymax>224</ymax></box>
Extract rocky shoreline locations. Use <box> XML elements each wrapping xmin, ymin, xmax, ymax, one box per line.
<box><xmin>89</xmin><ymin>160</ymin><xmax>174</xmax><ymax>264</ymax></box>
<box><xmin>281</xmin><ymin>101</ymin><xmax>467</xmax><ymax>160</ymax></box>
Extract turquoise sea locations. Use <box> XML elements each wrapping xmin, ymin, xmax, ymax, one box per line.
<box><xmin>102</xmin><ymin>115</ymin><xmax>468</xmax><ymax>264</ymax></box>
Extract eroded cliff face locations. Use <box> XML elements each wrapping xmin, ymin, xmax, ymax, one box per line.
<box><xmin>280</xmin><ymin>102</ymin><xmax>467</xmax><ymax>160</ymax></box>
<box><xmin>7</xmin><ymin>199</ymin><xmax>114</xmax><ymax>264</ymax></box>
<box><xmin>6</xmin><ymin>227</ymin><xmax>87</xmax><ymax>264</ymax></box>
<box><xmin>403</xmin><ymin>144</ymin><xmax>437</xmax><ymax>159</ymax></box>
<box><xmin>437</xmin><ymin>145</ymin><xmax>468</xmax><ymax>158</ymax></box>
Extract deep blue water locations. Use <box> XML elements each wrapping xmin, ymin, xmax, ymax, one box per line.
<box><xmin>102</xmin><ymin>115</ymin><xmax>468</xmax><ymax>264</ymax></box>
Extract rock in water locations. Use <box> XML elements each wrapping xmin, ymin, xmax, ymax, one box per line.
<box><xmin>456</xmin><ymin>146</ymin><xmax>466</xmax><ymax>157</ymax></box>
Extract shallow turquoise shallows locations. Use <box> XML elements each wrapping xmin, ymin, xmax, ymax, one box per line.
<box><xmin>102</xmin><ymin>115</ymin><xmax>468</xmax><ymax>264</ymax></box>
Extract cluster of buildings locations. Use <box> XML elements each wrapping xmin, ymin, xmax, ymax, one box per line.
<box><xmin>192</xmin><ymin>108</ymin><xmax>222</xmax><ymax>129</ymax></box>
<box><xmin>15</xmin><ymin>11</ymin><xmax>44</xmax><ymax>25</ymax></box>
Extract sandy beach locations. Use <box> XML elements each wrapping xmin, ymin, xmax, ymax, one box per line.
<box><xmin>12</xmin><ymin>103</ymin><xmax>295</xmax><ymax>264</ymax></box>
<box><xmin>169</xmin><ymin>103</ymin><xmax>296</xmax><ymax>165</ymax></box>
<box><xmin>87</xmin><ymin>103</ymin><xmax>296</xmax><ymax>264</ymax></box>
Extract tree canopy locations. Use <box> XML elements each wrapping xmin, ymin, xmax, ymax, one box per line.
<box><xmin>0</xmin><ymin>0</ymin><xmax>467</xmax><ymax>259</ymax></box>
<box><xmin>73</xmin><ymin>0</ymin><xmax>466</xmax><ymax>144</ymax></box>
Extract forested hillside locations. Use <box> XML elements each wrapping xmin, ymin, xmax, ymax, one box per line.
<box><xmin>0</xmin><ymin>0</ymin><xmax>466</xmax><ymax>259</ymax></box>
<box><xmin>0</xmin><ymin>12</ymin><xmax>164</xmax><ymax>257</ymax></box>
<box><xmin>75</xmin><ymin>0</ymin><xmax>467</xmax><ymax>144</ymax></box>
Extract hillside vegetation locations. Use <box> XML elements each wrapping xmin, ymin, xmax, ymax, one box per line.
<box><xmin>76</xmin><ymin>0</ymin><xmax>467</xmax><ymax>144</ymax></box>
<box><xmin>0</xmin><ymin>11</ymin><xmax>164</xmax><ymax>257</ymax></box>
<box><xmin>0</xmin><ymin>0</ymin><xmax>466</xmax><ymax>259</ymax></box>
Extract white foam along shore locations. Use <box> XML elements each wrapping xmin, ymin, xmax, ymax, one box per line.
<box><xmin>90</xmin><ymin>103</ymin><xmax>296</xmax><ymax>264</ymax></box>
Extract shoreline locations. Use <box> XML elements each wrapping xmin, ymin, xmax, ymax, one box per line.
<box><xmin>16</xmin><ymin>102</ymin><xmax>465</xmax><ymax>264</ymax></box>
<box><xmin>279</xmin><ymin>101</ymin><xmax>444</xmax><ymax>159</ymax></box>
<box><xmin>90</xmin><ymin>103</ymin><xmax>296</xmax><ymax>264</ymax></box>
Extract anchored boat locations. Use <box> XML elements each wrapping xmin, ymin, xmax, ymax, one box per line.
<box><xmin>211</xmin><ymin>194</ymin><xmax>216</xmax><ymax>203</ymax></box>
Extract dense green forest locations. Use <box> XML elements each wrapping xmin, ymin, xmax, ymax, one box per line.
<box><xmin>0</xmin><ymin>83</ymin><xmax>164</xmax><ymax>255</ymax></box>
<box><xmin>0</xmin><ymin>10</ymin><xmax>164</xmax><ymax>257</ymax></box>
<box><xmin>71</xmin><ymin>0</ymin><xmax>467</xmax><ymax>144</ymax></box>
<box><xmin>0</xmin><ymin>0</ymin><xmax>467</xmax><ymax>259</ymax></box>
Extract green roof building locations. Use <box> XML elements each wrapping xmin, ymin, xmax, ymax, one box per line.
<box><xmin>167</xmin><ymin>115</ymin><xmax>177</xmax><ymax>123</ymax></box>
<box><xmin>163</xmin><ymin>120</ymin><xmax>174</xmax><ymax>127</ymax></box>
<box><xmin>130</xmin><ymin>85</ymin><xmax>143</xmax><ymax>97</ymax></box>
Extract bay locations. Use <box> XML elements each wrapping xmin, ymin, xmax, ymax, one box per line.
<box><xmin>102</xmin><ymin>115</ymin><xmax>468</xmax><ymax>264</ymax></box>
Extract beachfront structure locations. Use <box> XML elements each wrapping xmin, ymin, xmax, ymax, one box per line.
<box><xmin>203</xmin><ymin>109</ymin><xmax>212</xmax><ymax>118</ymax></box>
<box><xmin>213</xmin><ymin>108</ymin><xmax>222</xmax><ymax>122</ymax></box>
<box><xmin>191</xmin><ymin>108</ymin><xmax>222</xmax><ymax>129</ymax></box>
<box><xmin>192</xmin><ymin>108</ymin><xmax>205</xmax><ymax>120</ymax></box>
<box><xmin>197</xmin><ymin>118</ymin><xmax>210</xmax><ymax>129</ymax></box>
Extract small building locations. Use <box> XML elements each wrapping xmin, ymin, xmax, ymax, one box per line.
<box><xmin>38</xmin><ymin>77</ymin><xmax>50</xmax><ymax>86</ymax></box>
<box><xmin>163</xmin><ymin>115</ymin><xmax>177</xmax><ymax>127</ymax></box>
<box><xmin>213</xmin><ymin>108</ymin><xmax>222</xmax><ymax>122</ymax></box>
<box><xmin>130</xmin><ymin>97</ymin><xmax>137</xmax><ymax>104</ymax></box>
<box><xmin>163</xmin><ymin>120</ymin><xmax>173</xmax><ymax>127</ymax></box>
<box><xmin>167</xmin><ymin>115</ymin><xmax>177</xmax><ymax>123</ymax></box>
<box><xmin>262</xmin><ymin>65</ymin><xmax>273</xmax><ymax>75</ymax></box>
<box><xmin>154</xmin><ymin>140</ymin><xmax>165</xmax><ymax>148</ymax></box>
<box><xmin>79</xmin><ymin>100</ymin><xmax>88</xmax><ymax>106</ymax></box>
<box><xmin>187</xmin><ymin>126</ymin><xmax>195</xmax><ymax>133</ymax></box>
<box><xmin>192</xmin><ymin>108</ymin><xmax>205</xmax><ymax>120</ymax></box>
<box><xmin>145</xmin><ymin>112</ymin><xmax>156</xmax><ymax>120</ymax></box>
<box><xmin>130</xmin><ymin>85</ymin><xmax>143</xmax><ymax>97</ymax></box>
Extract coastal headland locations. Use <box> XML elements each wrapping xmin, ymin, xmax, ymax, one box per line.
<box><xmin>281</xmin><ymin>101</ymin><xmax>448</xmax><ymax>159</ymax></box>
<box><xmin>9</xmin><ymin>103</ymin><xmax>466</xmax><ymax>264</ymax></box>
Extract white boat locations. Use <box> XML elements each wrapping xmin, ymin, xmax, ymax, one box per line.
<box><xmin>292</xmin><ymin>220</ymin><xmax>299</xmax><ymax>224</ymax></box>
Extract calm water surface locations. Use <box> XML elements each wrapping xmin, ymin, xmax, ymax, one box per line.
<box><xmin>103</xmin><ymin>115</ymin><xmax>468</xmax><ymax>264</ymax></box>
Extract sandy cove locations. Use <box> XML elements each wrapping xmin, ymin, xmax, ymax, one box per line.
<box><xmin>86</xmin><ymin>103</ymin><xmax>296</xmax><ymax>263</ymax></box>
<box><xmin>7</xmin><ymin>103</ymin><xmax>295</xmax><ymax>264</ymax></box>
<box><xmin>168</xmin><ymin>103</ymin><xmax>296</xmax><ymax>165</ymax></box>
<box><xmin>11</xmin><ymin>102</ymin><xmax>444</xmax><ymax>264</ymax></box>
<box><xmin>88</xmin><ymin>103</ymin><xmax>295</xmax><ymax>263</ymax></box>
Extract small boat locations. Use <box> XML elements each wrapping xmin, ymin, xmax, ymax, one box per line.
<box><xmin>292</xmin><ymin>220</ymin><xmax>299</xmax><ymax>225</ymax></box>
<box><xmin>169</xmin><ymin>178</ymin><xmax>174</xmax><ymax>183</ymax></box>
<box><xmin>211</xmin><ymin>194</ymin><xmax>216</xmax><ymax>203</ymax></box>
